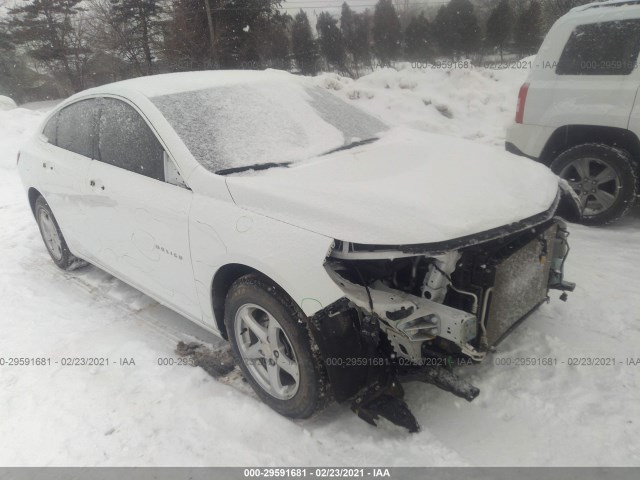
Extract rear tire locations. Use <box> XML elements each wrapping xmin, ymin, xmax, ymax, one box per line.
<box><xmin>551</xmin><ymin>144</ymin><xmax>637</xmax><ymax>226</ymax></box>
<box><xmin>34</xmin><ymin>196</ymin><xmax>86</xmax><ymax>270</ymax></box>
<box><xmin>224</xmin><ymin>274</ymin><xmax>328</xmax><ymax>418</ymax></box>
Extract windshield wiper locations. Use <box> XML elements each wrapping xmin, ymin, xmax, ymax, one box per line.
<box><xmin>216</xmin><ymin>139</ymin><xmax>379</xmax><ymax>174</ymax></box>
<box><xmin>216</xmin><ymin>162</ymin><xmax>291</xmax><ymax>176</ymax></box>
<box><xmin>322</xmin><ymin>137</ymin><xmax>379</xmax><ymax>156</ymax></box>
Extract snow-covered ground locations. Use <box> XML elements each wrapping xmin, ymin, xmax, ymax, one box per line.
<box><xmin>1</xmin><ymin>64</ymin><xmax>639</xmax><ymax>466</ymax></box>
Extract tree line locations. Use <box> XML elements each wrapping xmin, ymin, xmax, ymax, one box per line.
<box><xmin>0</xmin><ymin>0</ymin><xmax>594</xmax><ymax>102</ymax></box>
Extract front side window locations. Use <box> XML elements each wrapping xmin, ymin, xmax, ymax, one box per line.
<box><xmin>556</xmin><ymin>19</ymin><xmax>640</xmax><ymax>75</ymax></box>
<box><xmin>56</xmin><ymin>100</ymin><xmax>98</xmax><ymax>157</ymax></box>
<box><xmin>98</xmin><ymin>98</ymin><xmax>164</xmax><ymax>181</ymax></box>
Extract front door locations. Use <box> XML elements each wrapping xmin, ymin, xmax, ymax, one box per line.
<box><xmin>83</xmin><ymin>97</ymin><xmax>201</xmax><ymax>321</ymax></box>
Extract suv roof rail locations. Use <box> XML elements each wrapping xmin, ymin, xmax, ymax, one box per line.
<box><xmin>574</xmin><ymin>0</ymin><xmax>640</xmax><ymax>12</ymax></box>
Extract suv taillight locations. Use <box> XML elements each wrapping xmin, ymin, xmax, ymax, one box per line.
<box><xmin>516</xmin><ymin>82</ymin><xmax>529</xmax><ymax>124</ymax></box>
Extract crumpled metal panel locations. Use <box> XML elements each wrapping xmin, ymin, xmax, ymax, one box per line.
<box><xmin>485</xmin><ymin>224</ymin><xmax>558</xmax><ymax>345</ymax></box>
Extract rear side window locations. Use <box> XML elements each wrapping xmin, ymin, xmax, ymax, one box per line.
<box><xmin>98</xmin><ymin>98</ymin><xmax>164</xmax><ymax>181</ymax></box>
<box><xmin>557</xmin><ymin>19</ymin><xmax>640</xmax><ymax>75</ymax></box>
<box><xmin>43</xmin><ymin>114</ymin><xmax>58</xmax><ymax>144</ymax></box>
<box><xmin>56</xmin><ymin>100</ymin><xmax>98</xmax><ymax>157</ymax></box>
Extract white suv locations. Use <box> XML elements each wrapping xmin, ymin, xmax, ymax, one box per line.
<box><xmin>506</xmin><ymin>0</ymin><xmax>640</xmax><ymax>225</ymax></box>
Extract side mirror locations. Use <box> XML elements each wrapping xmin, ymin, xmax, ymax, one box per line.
<box><xmin>164</xmin><ymin>151</ymin><xmax>189</xmax><ymax>189</ymax></box>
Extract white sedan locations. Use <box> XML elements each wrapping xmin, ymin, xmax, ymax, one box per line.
<box><xmin>17</xmin><ymin>70</ymin><xmax>575</xmax><ymax>430</ymax></box>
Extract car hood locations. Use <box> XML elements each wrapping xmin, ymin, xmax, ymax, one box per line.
<box><xmin>225</xmin><ymin>128</ymin><xmax>561</xmax><ymax>246</ymax></box>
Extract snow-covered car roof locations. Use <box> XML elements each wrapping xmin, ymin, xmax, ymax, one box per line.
<box><xmin>80</xmin><ymin>70</ymin><xmax>307</xmax><ymax>99</ymax></box>
<box><xmin>574</xmin><ymin>0</ymin><xmax>640</xmax><ymax>12</ymax></box>
<box><xmin>567</xmin><ymin>0</ymin><xmax>640</xmax><ymax>20</ymax></box>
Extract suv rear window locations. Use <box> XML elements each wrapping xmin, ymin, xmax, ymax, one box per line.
<box><xmin>556</xmin><ymin>19</ymin><xmax>640</xmax><ymax>76</ymax></box>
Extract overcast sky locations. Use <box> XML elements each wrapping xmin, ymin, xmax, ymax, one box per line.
<box><xmin>279</xmin><ymin>0</ymin><xmax>450</xmax><ymax>17</ymax></box>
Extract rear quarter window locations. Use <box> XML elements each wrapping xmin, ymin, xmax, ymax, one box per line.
<box><xmin>42</xmin><ymin>114</ymin><xmax>58</xmax><ymax>144</ymax></box>
<box><xmin>556</xmin><ymin>19</ymin><xmax>640</xmax><ymax>75</ymax></box>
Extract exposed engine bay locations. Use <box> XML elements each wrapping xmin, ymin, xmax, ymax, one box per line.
<box><xmin>312</xmin><ymin>218</ymin><xmax>575</xmax><ymax>432</ymax></box>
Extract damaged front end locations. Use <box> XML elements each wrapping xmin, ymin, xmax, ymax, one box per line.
<box><xmin>310</xmin><ymin>213</ymin><xmax>574</xmax><ymax>432</ymax></box>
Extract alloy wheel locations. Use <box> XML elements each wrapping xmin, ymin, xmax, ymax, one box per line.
<box><xmin>234</xmin><ymin>303</ymin><xmax>300</xmax><ymax>400</ymax></box>
<box><xmin>38</xmin><ymin>209</ymin><xmax>63</xmax><ymax>261</ymax></box>
<box><xmin>559</xmin><ymin>157</ymin><xmax>621</xmax><ymax>216</ymax></box>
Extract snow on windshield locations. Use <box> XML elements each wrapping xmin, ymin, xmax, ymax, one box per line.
<box><xmin>152</xmin><ymin>82</ymin><xmax>387</xmax><ymax>173</ymax></box>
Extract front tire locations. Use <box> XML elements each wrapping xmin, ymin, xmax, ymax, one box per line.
<box><xmin>224</xmin><ymin>274</ymin><xmax>328</xmax><ymax>418</ymax></box>
<box><xmin>551</xmin><ymin>144</ymin><xmax>638</xmax><ymax>226</ymax></box>
<box><xmin>34</xmin><ymin>196</ymin><xmax>86</xmax><ymax>270</ymax></box>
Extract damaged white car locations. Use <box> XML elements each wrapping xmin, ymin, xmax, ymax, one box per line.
<box><xmin>17</xmin><ymin>71</ymin><xmax>575</xmax><ymax>432</ymax></box>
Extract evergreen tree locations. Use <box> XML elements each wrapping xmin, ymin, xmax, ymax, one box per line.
<box><xmin>449</xmin><ymin>0</ymin><xmax>481</xmax><ymax>57</ymax></box>
<box><xmin>164</xmin><ymin>0</ymin><xmax>285</xmax><ymax>70</ymax></box>
<box><xmin>372</xmin><ymin>0</ymin><xmax>402</xmax><ymax>65</ymax></box>
<box><xmin>404</xmin><ymin>12</ymin><xmax>431</xmax><ymax>61</ymax></box>
<box><xmin>291</xmin><ymin>10</ymin><xmax>319</xmax><ymax>75</ymax></box>
<box><xmin>217</xmin><ymin>0</ymin><xmax>280</xmax><ymax>68</ymax></box>
<box><xmin>433</xmin><ymin>0</ymin><xmax>480</xmax><ymax>58</ymax></box>
<box><xmin>7</xmin><ymin>0</ymin><xmax>90</xmax><ymax>92</ymax></box>
<box><xmin>340</xmin><ymin>2</ymin><xmax>356</xmax><ymax>63</ymax></box>
<box><xmin>109</xmin><ymin>0</ymin><xmax>164</xmax><ymax>75</ymax></box>
<box><xmin>515</xmin><ymin>0</ymin><xmax>543</xmax><ymax>54</ymax></box>
<box><xmin>433</xmin><ymin>5</ymin><xmax>456</xmax><ymax>57</ymax></box>
<box><xmin>0</xmin><ymin>22</ymin><xmax>20</xmax><ymax>100</ymax></box>
<box><xmin>255</xmin><ymin>11</ymin><xmax>292</xmax><ymax>69</ymax></box>
<box><xmin>486</xmin><ymin>0</ymin><xmax>512</xmax><ymax>61</ymax></box>
<box><xmin>341</xmin><ymin>2</ymin><xmax>372</xmax><ymax>76</ymax></box>
<box><xmin>352</xmin><ymin>11</ymin><xmax>372</xmax><ymax>74</ymax></box>
<box><xmin>163</xmin><ymin>0</ymin><xmax>212</xmax><ymax>70</ymax></box>
<box><xmin>542</xmin><ymin>0</ymin><xmax>592</xmax><ymax>26</ymax></box>
<box><xmin>317</xmin><ymin>12</ymin><xmax>346</xmax><ymax>70</ymax></box>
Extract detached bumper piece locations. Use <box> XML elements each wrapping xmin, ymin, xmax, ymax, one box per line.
<box><xmin>350</xmin><ymin>366</ymin><xmax>480</xmax><ymax>433</ymax></box>
<box><xmin>400</xmin><ymin>367</ymin><xmax>480</xmax><ymax>402</ymax></box>
<box><xmin>351</xmin><ymin>378</ymin><xmax>420</xmax><ymax>433</ymax></box>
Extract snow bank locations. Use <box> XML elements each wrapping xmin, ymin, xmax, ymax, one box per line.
<box><xmin>0</xmin><ymin>95</ymin><xmax>17</xmax><ymax>111</ymax></box>
<box><xmin>315</xmin><ymin>63</ymin><xmax>529</xmax><ymax>147</ymax></box>
<box><xmin>0</xmin><ymin>107</ymin><xmax>44</xmax><ymax>169</ymax></box>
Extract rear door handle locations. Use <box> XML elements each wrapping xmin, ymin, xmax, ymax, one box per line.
<box><xmin>90</xmin><ymin>179</ymin><xmax>105</xmax><ymax>191</ymax></box>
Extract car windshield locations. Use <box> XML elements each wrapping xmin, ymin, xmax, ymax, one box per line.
<box><xmin>151</xmin><ymin>82</ymin><xmax>387</xmax><ymax>174</ymax></box>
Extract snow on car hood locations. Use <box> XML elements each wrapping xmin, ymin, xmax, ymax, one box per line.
<box><xmin>225</xmin><ymin>128</ymin><xmax>561</xmax><ymax>246</ymax></box>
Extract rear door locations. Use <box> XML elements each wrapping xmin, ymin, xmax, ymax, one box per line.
<box><xmin>83</xmin><ymin>97</ymin><xmax>201</xmax><ymax>321</ymax></box>
<box><xmin>38</xmin><ymin>99</ymin><xmax>98</xmax><ymax>258</ymax></box>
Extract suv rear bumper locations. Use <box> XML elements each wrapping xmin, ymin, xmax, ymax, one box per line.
<box><xmin>505</xmin><ymin>123</ymin><xmax>555</xmax><ymax>161</ymax></box>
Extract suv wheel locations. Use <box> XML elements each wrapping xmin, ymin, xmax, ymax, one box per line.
<box><xmin>34</xmin><ymin>196</ymin><xmax>87</xmax><ymax>270</ymax></box>
<box><xmin>224</xmin><ymin>274</ymin><xmax>328</xmax><ymax>418</ymax></box>
<box><xmin>551</xmin><ymin>144</ymin><xmax>638</xmax><ymax>225</ymax></box>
